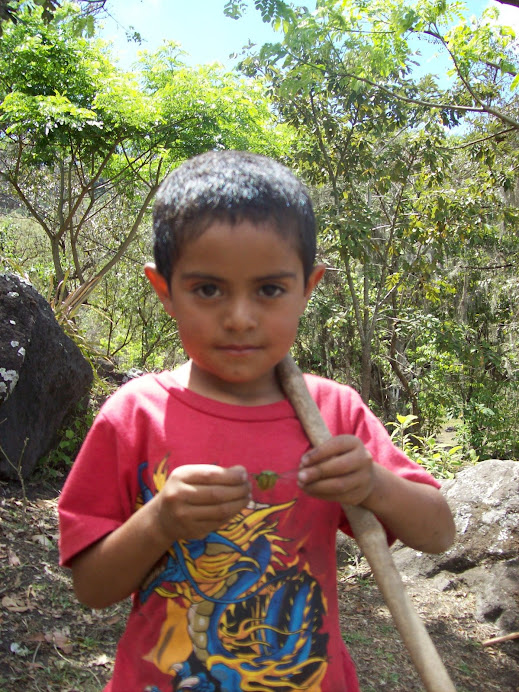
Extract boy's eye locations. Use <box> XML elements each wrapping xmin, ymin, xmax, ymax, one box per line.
<box><xmin>259</xmin><ymin>284</ymin><xmax>284</xmax><ymax>298</ymax></box>
<box><xmin>194</xmin><ymin>284</ymin><xmax>221</xmax><ymax>298</ymax></box>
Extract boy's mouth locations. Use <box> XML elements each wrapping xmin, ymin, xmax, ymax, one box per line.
<box><xmin>218</xmin><ymin>345</ymin><xmax>260</xmax><ymax>354</ymax></box>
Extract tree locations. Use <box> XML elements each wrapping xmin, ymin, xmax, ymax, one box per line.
<box><xmin>0</xmin><ymin>0</ymin><xmax>106</xmax><ymax>34</ymax></box>
<box><xmin>234</xmin><ymin>0</ymin><xmax>519</xmax><ymax>454</ymax></box>
<box><xmin>0</xmin><ymin>6</ymin><xmax>288</xmax><ymax>297</ymax></box>
<box><xmin>239</xmin><ymin>2</ymin><xmax>458</xmax><ymax>406</ymax></box>
<box><xmin>227</xmin><ymin>0</ymin><xmax>519</xmax><ymax>138</ymax></box>
<box><xmin>0</xmin><ymin>5</ymin><xmax>158</xmax><ymax>291</ymax></box>
<box><xmin>1</xmin><ymin>4</ymin><xmax>291</xmax><ymax>373</ymax></box>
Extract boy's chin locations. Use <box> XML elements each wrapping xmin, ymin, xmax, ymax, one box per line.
<box><xmin>189</xmin><ymin>362</ymin><xmax>283</xmax><ymax>399</ymax></box>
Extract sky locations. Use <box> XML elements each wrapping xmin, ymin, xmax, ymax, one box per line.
<box><xmin>99</xmin><ymin>0</ymin><xmax>296</xmax><ymax>68</ymax></box>
<box><xmin>99</xmin><ymin>0</ymin><xmax>519</xmax><ymax>71</ymax></box>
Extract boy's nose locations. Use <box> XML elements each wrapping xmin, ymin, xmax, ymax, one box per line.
<box><xmin>222</xmin><ymin>298</ymin><xmax>257</xmax><ymax>331</ymax></box>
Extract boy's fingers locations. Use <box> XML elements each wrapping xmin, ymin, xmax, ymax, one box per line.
<box><xmin>300</xmin><ymin>435</ymin><xmax>361</xmax><ymax>467</ymax></box>
<box><xmin>299</xmin><ymin>450</ymin><xmax>371</xmax><ymax>482</ymax></box>
<box><xmin>185</xmin><ymin>482</ymin><xmax>250</xmax><ymax>506</ymax></box>
<box><xmin>166</xmin><ymin>464</ymin><xmax>250</xmax><ymax>504</ymax></box>
<box><xmin>300</xmin><ymin>467</ymin><xmax>373</xmax><ymax>505</ymax></box>
<box><xmin>173</xmin><ymin>463</ymin><xmax>248</xmax><ymax>485</ymax></box>
<box><xmin>298</xmin><ymin>458</ymin><xmax>343</xmax><ymax>485</ymax></box>
<box><xmin>190</xmin><ymin>497</ymin><xmax>250</xmax><ymax>523</ymax></box>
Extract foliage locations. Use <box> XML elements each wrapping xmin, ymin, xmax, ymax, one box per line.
<box><xmin>237</xmin><ymin>0</ymin><xmax>461</xmax><ymax>401</ymax></box>
<box><xmin>0</xmin><ymin>0</ymin><xmax>107</xmax><ymax>34</ymax></box>
<box><xmin>234</xmin><ymin>0</ymin><xmax>519</xmax><ymax>463</ymax></box>
<box><xmin>2</xmin><ymin>0</ymin><xmax>518</xmax><ymax>468</ymax></box>
<box><xmin>0</xmin><ymin>5</ymin><xmax>289</xmax><ymax>377</ymax></box>
<box><xmin>224</xmin><ymin>0</ymin><xmax>295</xmax><ymax>26</ymax></box>
<box><xmin>46</xmin><ymin>271</ymin><xmax>111</xmax><ymax>373</ymax></box>
<box><xmin>387</xmin><ymin>414</ymin><xmax>478</xmax><ymax>479</ymax></box>
<box><xmin>36</xmin><ymin>400</ymin><xmax>95</xmax><ymax>481</ymax></box>
<box><xmin>234</xmin><ymin>0</ymin><xmax>519</xmax><ymax>134</ymax></box>
<box><xmin>0</xmin><ymin>4</ymin><xmax>157</xmax><ymax>288</ymax></box>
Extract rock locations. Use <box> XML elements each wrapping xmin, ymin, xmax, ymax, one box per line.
<box><xmin>0</xmin><ymin>276</ymin><xmax>35</xmax><ymax>405</ymax></box>
<box><xmin>336</xmin><ymin>530</ymin><xmax>362</xmax><ymax>569</ymax></box>
<box><xmin>95</xmin><ymin>360</ymin><xmax>144</xmax><ymax>387</ymax></box>
<box><xmin>462</xmin><ymin>560</ymin><xmax>519</xmax><ymax>633</ymax></box>
<box><xmin>0</xmin><ymin>273</ymin><xmax>93</xmax><ymax>479</ymax></box>
<box><xmin>121</xmin><ymin>367</ymin><xmax>144</xmax><ymax>384</ymax></box>
<box><xmin>392</xmin><ymin>459</ymin><xmax>519</xmax><ymax>634</ymax></box>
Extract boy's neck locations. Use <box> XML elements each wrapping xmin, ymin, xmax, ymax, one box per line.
<box><xmin>173</xmin><ymin>361</ymin><xmax>286</xmax><ymax>406</ymax></box>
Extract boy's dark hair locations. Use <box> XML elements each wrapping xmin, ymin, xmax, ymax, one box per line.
<box><xmin>152</xmin><ymin>150</ymin><xmax>316</xmax><ymax>285</ymax></box>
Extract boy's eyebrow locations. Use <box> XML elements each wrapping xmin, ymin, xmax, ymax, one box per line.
<box><xmin>179</xmin><ymin>271</ymin><xmax>299</xmax><ymax>281</ymax></box>
<box><xmin>254</xmin><ymin>271</ymin><xmax>299</xmax><ymax>281</ymax></box>
<box><xmin>180</xmin><ymin>272</ymin><xmax>222</xmax><ymax>281</ymax></box>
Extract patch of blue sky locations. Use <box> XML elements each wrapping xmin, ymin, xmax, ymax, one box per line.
<box><xmin>100</xmin><ymin>0</ymin><xmax>518</xmax><ymax>84</ymax></box>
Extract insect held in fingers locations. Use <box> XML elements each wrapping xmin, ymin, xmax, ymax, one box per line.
<box><xmin>250</xmin><ymin>469</ymin><xmax>298</xmax><ymax>491</ymax></box>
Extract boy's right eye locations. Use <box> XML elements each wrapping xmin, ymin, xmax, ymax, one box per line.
<box><xmin>194</xmin><ymin>283</ymin><xmax>221</xmax><ymax>298</ymax></box>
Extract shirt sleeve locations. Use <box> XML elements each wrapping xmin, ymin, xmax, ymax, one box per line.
<box><xmin>304</xmin><ymin>375</ymin><xmax>441</xmax><ymax>541</ymax></box>
<box><xmin>58</xmin><ymin>410</ymin><xmax>136</xmax><ymax>567</ymax></box>
<box><xmin>306</xmin><ymin>374</ymin><xmax>440</xmax><ymax>487</ymax></box>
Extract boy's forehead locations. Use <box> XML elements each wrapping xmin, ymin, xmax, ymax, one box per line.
<box><xmin>174</xmin><ymin>219</ymin><xmax>305</xmax><ymax>273</ymax></box>
<box><xmin>183</xmin><ymin>218</ymin><xmax>301</xmax><ymax>253</ymax></box>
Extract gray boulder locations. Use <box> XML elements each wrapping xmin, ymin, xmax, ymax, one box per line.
<box><xmin>0</xmin><ymin>273</ymin><xmax>93</xmax><ymax>479</ymax></box>
<box><xmin>392</xmin><ymin>459</ymin><xmax>519</xmax><ymax>634</ymax></box>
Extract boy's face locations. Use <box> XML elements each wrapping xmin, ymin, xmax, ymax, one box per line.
<box><xmin>146</xmin><ymin>220</ymin><xmax>324</xmax><ymax>402</ymax></box>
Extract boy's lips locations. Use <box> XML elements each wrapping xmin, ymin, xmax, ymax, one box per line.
<box><xmin>217</xmin><ymin>344</ymin><xmax>261</xmax><ymax>354</ymax></box>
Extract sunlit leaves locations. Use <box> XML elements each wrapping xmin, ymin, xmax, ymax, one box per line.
<box><xmin>224</xmin><ymin>0</ymin><xmax>294</xmax><ymax>23</ymax></box>
<box><xmin>0</xmin><ymin>2</ymin><xmax>289</xmax><ymax>374</ymax></box>
<box><xmin>2</xmin><ymin>91</ymin><xmax>100</xmax><ymax>137</ymax></box>
<box><xmin>235</xmin><ymin>0</ymin><xmax>519</xmax><ymax>431</ymax></box>
<box><xmin>238</xmin><ymin>0</ymin><xmax>519</xmax><ymax>132</ymax></box>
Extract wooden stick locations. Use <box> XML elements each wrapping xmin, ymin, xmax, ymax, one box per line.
<box><xmin>277</xmin><ymin>354</ymin><xmax>456</xmax><ymax>692</ymax></box>
<box><xmin>482</xmin><ymin>632</ymin><xmax>519</xmax><ymax>647</ymax></box>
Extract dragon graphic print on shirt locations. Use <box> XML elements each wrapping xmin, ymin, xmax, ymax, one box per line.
<box><xmin>136</xmin><ymin>457</ymin><xmax>329</xmax><ymax>692</ymax></box>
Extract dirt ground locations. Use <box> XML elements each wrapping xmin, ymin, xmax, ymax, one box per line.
<box><xmin>1</xmin><ymin>479</ymin><xmax>518</xmax><ymax>692</ymax></box>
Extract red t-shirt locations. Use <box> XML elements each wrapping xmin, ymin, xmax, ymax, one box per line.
<box><xmin>59</xmin><ymin>372</ymin><xmax>439</xmax><ymax>692</ymax></box>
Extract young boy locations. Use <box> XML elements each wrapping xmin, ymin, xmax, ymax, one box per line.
<box><xmin>58</xmin><ymin>150</ymin><xmax>454</xmax><ymax>692</ymax></box>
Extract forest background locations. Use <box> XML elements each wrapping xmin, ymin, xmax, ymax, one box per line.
<box><xmin>1</xmin><ymin>0</ymin><xmax>519</xmax><ymax>477</ymax></box>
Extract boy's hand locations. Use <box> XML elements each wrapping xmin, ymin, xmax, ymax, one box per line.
<box><xmin>155</xmin><ymin>464</ymin><xmax>250</xmax><ymax>542</ymax></box>
<box><xmin>297</xmin><ymin>435</ymin><xmax>374</xmax><ymax>506</ymax></box>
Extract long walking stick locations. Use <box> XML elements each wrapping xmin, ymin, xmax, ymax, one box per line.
<box><xmin>277</xmin><ymin>355</ymin><xmax>456</xmax><ymax>692</ymax></box>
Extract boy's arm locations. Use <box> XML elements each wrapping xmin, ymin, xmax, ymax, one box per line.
<box><xmin>355</xmin><ymin>463</ymin><xmax>454</xmax><ymax>553</ymax></box>
<box><xmin>70</xmin><ymin>464</ymin><xmax>250</xmax><ymax>609</ymax></box>
<box><xmin>71</xmin><ymin>492</ymin><xmax>178</xmax><ymax>609</ymax></box>
<box><xmin>298</xmin><ymin>435</ymin><xmax>455</xmax><ymax>554</ymax></box>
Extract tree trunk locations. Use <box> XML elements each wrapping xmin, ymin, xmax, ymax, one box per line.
<box><xmin>50</xmin><ymin>235</ymin><xmax>65</xmax><ymax>288</ymax></box>
<box><xmin>360</xmin><ymin>341</ymin><xmax>372</xmax><ymax>404</ymax></box>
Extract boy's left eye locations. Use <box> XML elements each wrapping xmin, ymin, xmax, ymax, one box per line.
<box><xmin>259</xmin><ymin>284</ymin><xmax>284</xmax><ymax>298</ymax></box>
<box><xmin>194</xmin><ymin>284</ymin><xmax>221</xmax><ymax>298</ymax></box>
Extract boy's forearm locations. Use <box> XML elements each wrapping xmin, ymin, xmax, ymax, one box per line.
<box><xmin>348</xmin><ymin>464</ymin><xmax>455</xmax><ymax>554</ymax></box>
<box><xmin>71</xmin><ymin>495</ymin><xmax>174</xmax><ymax>609</ymax></box>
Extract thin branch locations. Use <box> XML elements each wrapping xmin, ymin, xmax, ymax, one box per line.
<box><xmin>482</xmin><ymin>632</ymin><xmax>519</xmax><ymax>646</ymax></box>
<box><xmin>447</xmin><ymin>126</ymin><xmax>517</xmax><ymax>150</ymax></box>
<box><xmin>461</xmin><ymin>262</ymin><xmax>516</xmax><ymax>270</ymax></box>
<box><xmin>278</xmin><ymin>43</ymin><xmax>519</xmax><ymax>129</ymax></box>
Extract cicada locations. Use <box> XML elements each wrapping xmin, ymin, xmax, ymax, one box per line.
<box><xmin>250</xmin><ymin>469</ymin><xmax>298</xmax><ymax>491</ymax></box>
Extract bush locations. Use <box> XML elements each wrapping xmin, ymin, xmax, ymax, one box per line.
<box><xmin>387</xmin><ymin>414</ymin><xmax>478</xmax><ymax>479</ymax></box>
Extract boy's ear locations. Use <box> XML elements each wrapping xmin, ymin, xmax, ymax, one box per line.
<box><xmin>304</xmin><ymin>263</ymin><xmax>326</xmax><ymax>301</ymax></box>
<box><xmin>144</xmin><ymin>263</ymin><xmax>175</xmax><ymax>314</ymax></box>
